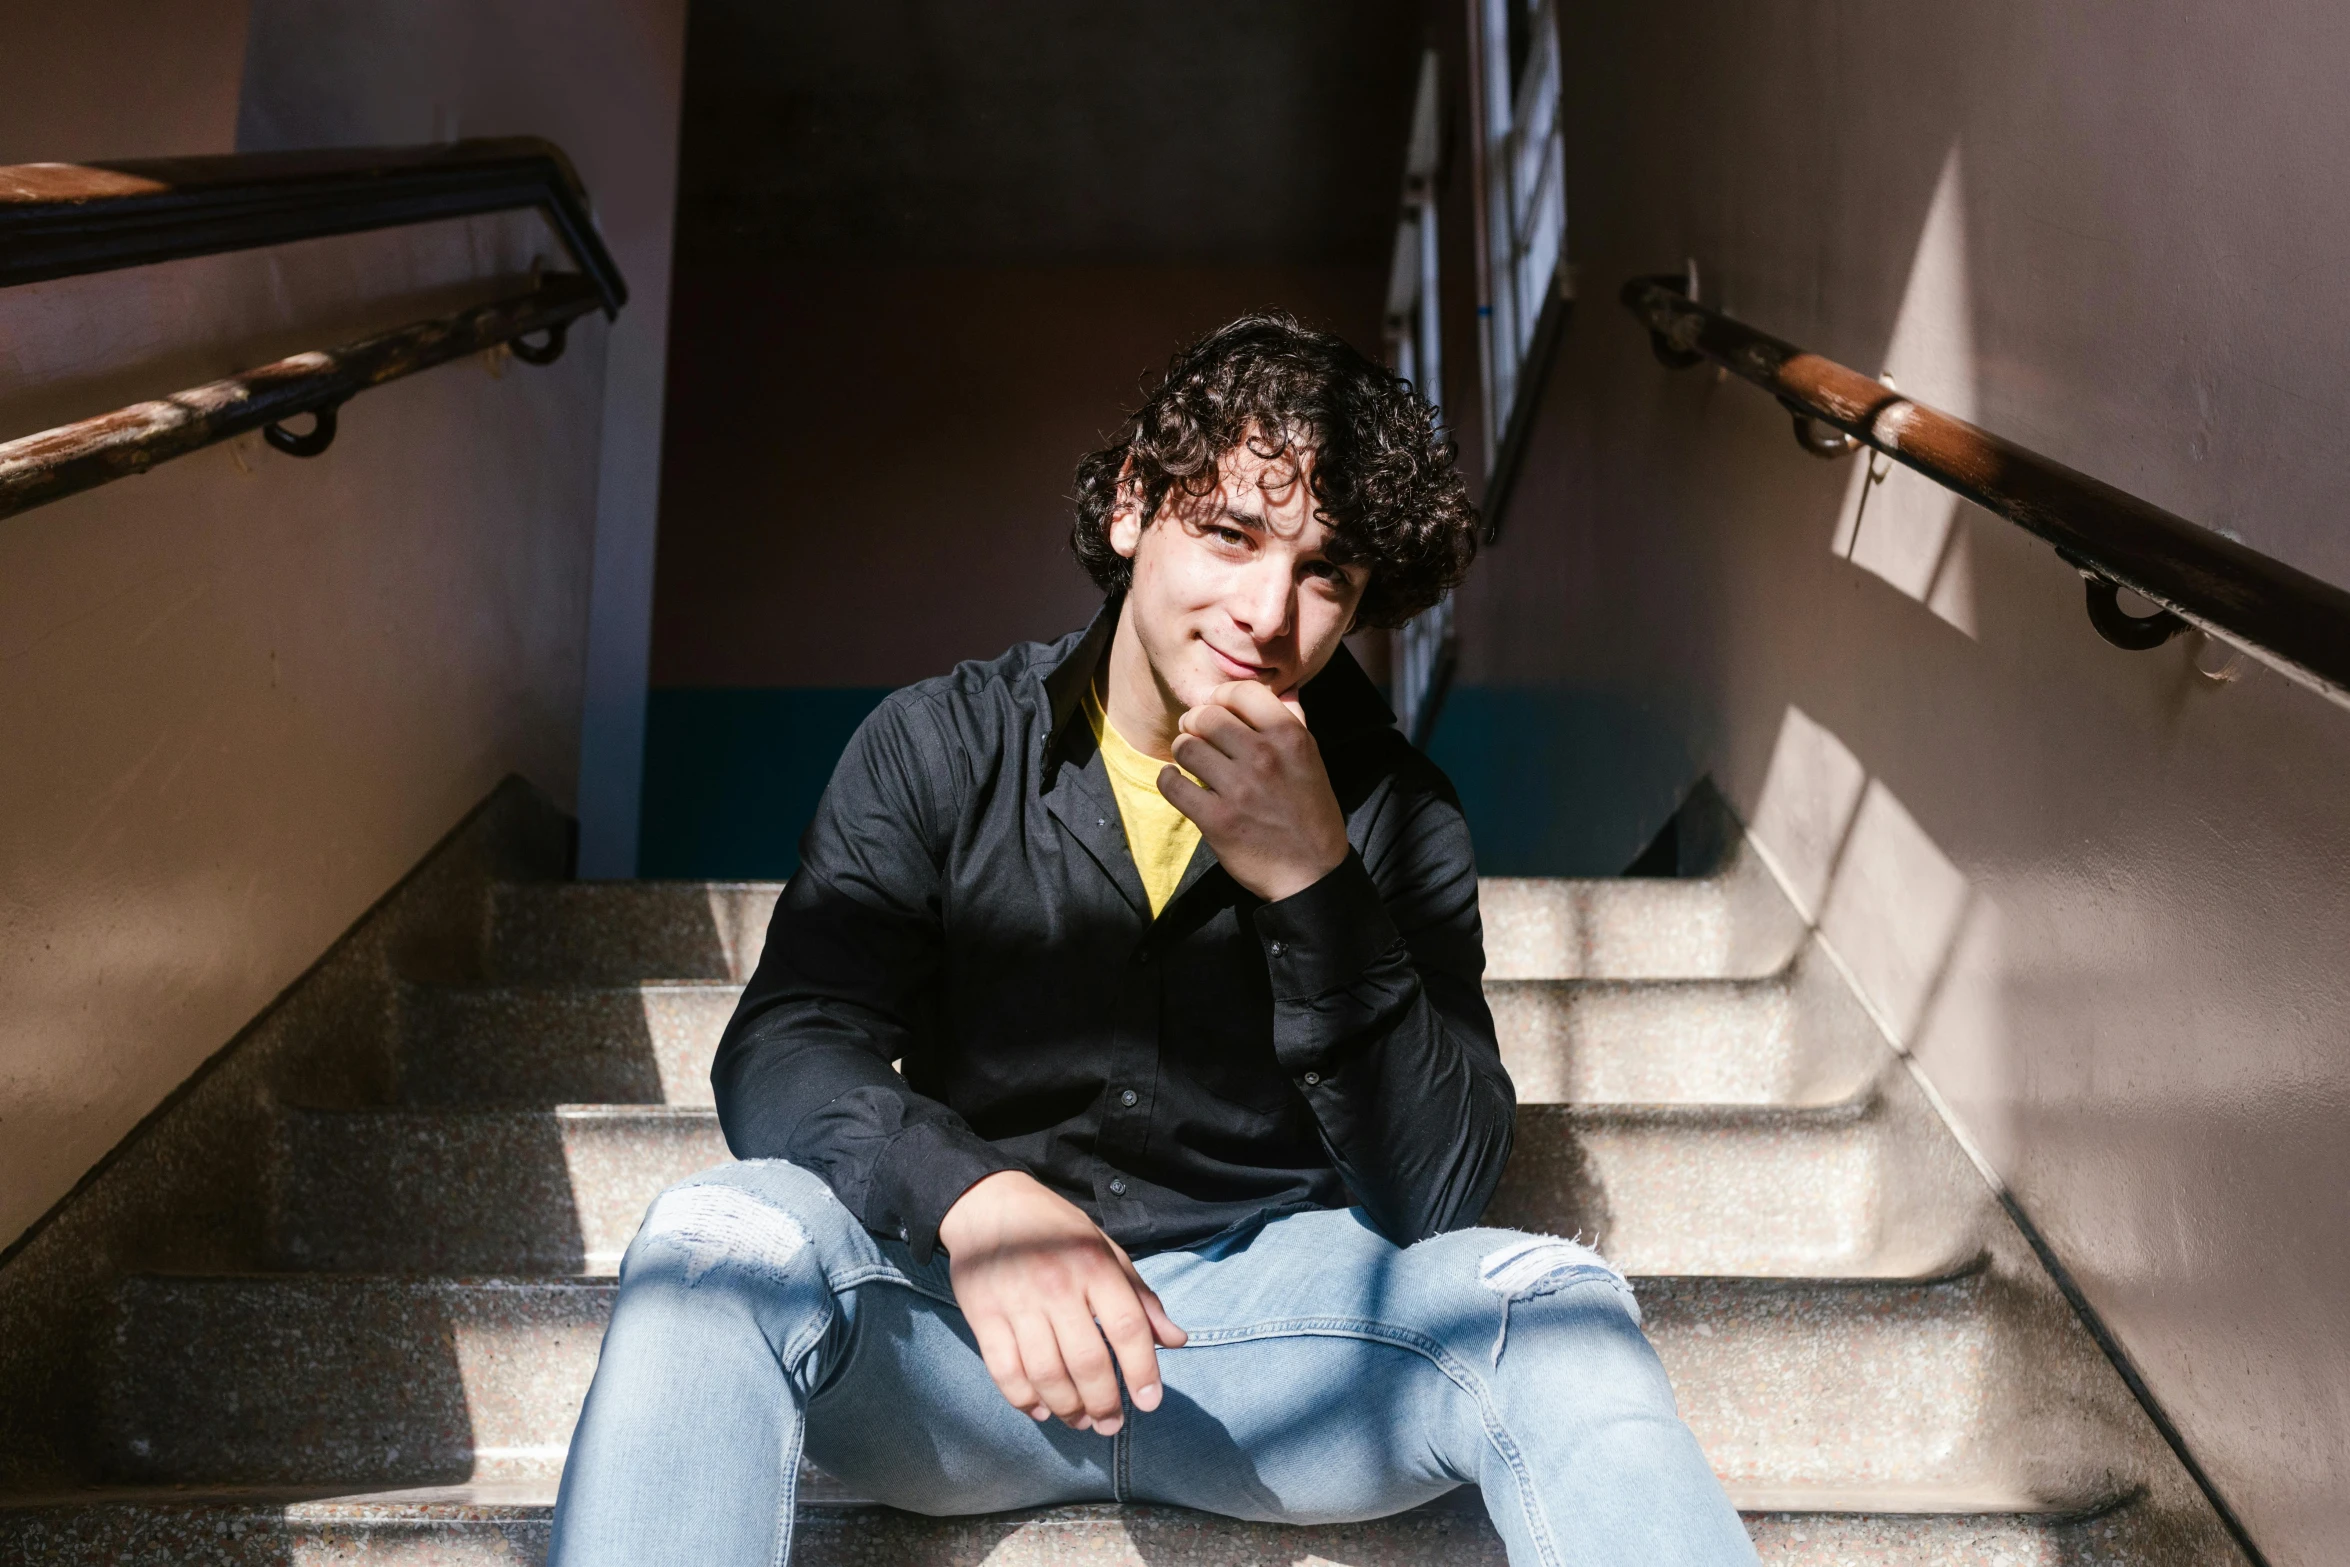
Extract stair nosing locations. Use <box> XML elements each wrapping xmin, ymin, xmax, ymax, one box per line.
<box><xmin>0</xmin><ymin>1480</ymin><xmax>2143</xmax><ymax>1523</ymax></box>
<box><xmin>1484</xmin><ymin>970</ymin><xmax>1795</xmax><ymax>995</ymax></box>
<box><xmin>496</xmin><ymin>878</ymin><xmax>787</xmax><ymax>893</ymax></box>
<box><xmin>123</xmin><ymin>1252</ymin><xmax>1996</xmax><ymax>1291</ymax></box>
<box><xmin>1526</xmin><ymin>1092</ymin><xmax>1883</xmax><ymax>1130</ymax></box>
<box><xmin>282</xmin><ymin>1102</ymin><xmax>720</xmax><ymax>1122</ymax></box>
<box><xmin>402</xmin><ymin>977</ymin><xmax>744</xmax><ymax>996</ymax></box>
<box><xmin>289</xmin><ymin>1097</ymin><xmax>1885</xmax><ymax>1126</ymax></box>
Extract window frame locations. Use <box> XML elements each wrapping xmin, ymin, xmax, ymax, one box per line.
<box><xmin>1384</xmin><ymin>49</ymin><xmax>1459</xmax><ymax>749</ymax></box>
<box><xmin>1468</xmin><ymin>0</ymin><xmax>1571</xmax><ymax>536</ymax></box>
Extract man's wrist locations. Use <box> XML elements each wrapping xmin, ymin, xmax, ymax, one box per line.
<box><xmin>875</xmin><ymin>1122</ymin><xmax>1023</xmax><ymax>1261</ymax></box>
<box><xmin>1245</xmin><ymin>840</ymin><xmax>1350</xmax><ymax>904</ymax></box>
<box><xmin>1254</xmin><ymin>851</ymin><xmax>1402</xmax><ymax>1002</ymax></box>
<box><xmin>937</xmin><ymin>1168</ymin><xmax>1036</xmax><ymax>1254</ymax></box>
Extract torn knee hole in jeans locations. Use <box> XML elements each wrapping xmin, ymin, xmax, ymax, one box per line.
<box><xmin>643</xmin><ymin>1184</ymin><xmax>809</xmax><ymax>1287</ymax></box>
<box><xmin>1478</xmin><ymin>1237</ymin><xmax>1638</xmax><ymax>1366</ymax></box>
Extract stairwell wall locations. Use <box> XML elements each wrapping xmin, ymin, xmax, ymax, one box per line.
<box><xmin>1440</xmin><ymin>3</ymin><xmax>2350</xmax><ymax>1561</ymax></box>
<box><xmin>234</xmin><ymin>0</ymin><xmax>689</xmax><ymax>883</ymax></box>
<box><xmin>0</xmin><ymin>7</ymin><xmax>677</xmax><ymax>1254</ymax></box>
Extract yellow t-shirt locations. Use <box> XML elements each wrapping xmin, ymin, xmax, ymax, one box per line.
<box><xmin>1084</xmin><ymin>683</ymin><xmax>1202</xmax><ymax>918</ymax></box>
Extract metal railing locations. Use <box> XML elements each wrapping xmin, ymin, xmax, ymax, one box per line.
<box><xmin>0</xmin><ymin>138</ymin><xmax>627</xmax><ymax>521</ymax></box>
<box><xmin>1622</xmin><ymin>275</ymin><xmax>2350</xmax><ymax>705</ymax></box>
<box><xmin>1393</xmin><ymin>593</ymin><xmax>1458</xmax><ymax>749</ymax></box>
<box><xmin>0</xmin><ymin>276</ymin><xmax>601</xmax><ymax>520</ymax></box>
<box><xmin>0</xmin><ymin>139</ymin><xmax>623</xmax><ymax>311</ymax></box>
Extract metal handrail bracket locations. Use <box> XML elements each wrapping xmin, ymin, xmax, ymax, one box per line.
<box><xmin>1622</xmin><ymin>275</ymin><xmax>2350</xmax><ymax>705</ymax></box>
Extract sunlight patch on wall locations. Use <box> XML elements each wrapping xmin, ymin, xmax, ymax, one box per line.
<box><xmin>1831</xmin><ymin>143</ymin><xmax>1981</xmax><ymax>639</ymax></box>
<box><xmin>1748</xmin><ymin>705</ymin><xmax>1868</xmax><ymax>919</ymax></box>
<box><xmin>1746</xmin><ymin>706</ymin><xmax>2001</xmax><ymax>1085</ymax></box>
<box><xmin>1819</xmin><ymin>779</ymin><xmax>1974</xmax><ymax>1045</ymax></box>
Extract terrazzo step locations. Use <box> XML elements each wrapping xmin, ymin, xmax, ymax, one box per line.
<box><xmin>394</xmin><ymin>980</ymin><xmax>736</xmax><ymax>1106</ymax></box>
<box><xmin>0</xmin><ymin>1487</ymin><xmax>2172</xmax><ymax>1566</ymax></box>
<box><xmin>485</xmin><ymin>880</ymin><xmax>781</xmax><ymax>985</ymax></box>
<box><xmin>1485</xmin><ymin>1090</ymin><xmax>1987</xmax><ymax>1278</ymax></box>
<box><xmin>102</xmin><ymin>1277</ymin><xmax>610</xmax><ymax>1487</ymax></box>
<box><xmin>394</xmin><ymin>944</ymin><xmax>1868</xmax><ymax>1117</ymax></box>
<box><xmin>476</xmin><ymin>814</ymin><xmax>1800</xmax><ymax>994</ymax></box>
<box><xmin>1491</xmin><ymin>939</ymin><xmax>1879</xmax><ymax>1107</ymax></box>
<box><xmin>272</xmin><ymin>1082</ymin><xmax>1985</xmax><ymax>1279</ymax></box>
<box><xmin>98</xmin><ymin>1266</ymin><xmax>2093</xmax><ymax>1495</ymax></box>
<box><xmin>1480</xmin><ymin>858</ymin><xmax>1803</xmax><ymax>985</ymax></box>
<box><xmin>271</xmin><ymin>1105</ymin><xmax>731</xmax><ymax>1274</ymax></box>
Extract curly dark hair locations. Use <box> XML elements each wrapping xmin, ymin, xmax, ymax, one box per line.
<box><xmin>1071</xmin><ymin>312</ymin><xmax>1478</xmax><ymax>631</ymax></box>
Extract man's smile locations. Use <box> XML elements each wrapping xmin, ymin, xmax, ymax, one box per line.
<box><xmin>1201</xmin><ymin>639</ymin><xmax>1276</xmax><ymax>682</ymax></box>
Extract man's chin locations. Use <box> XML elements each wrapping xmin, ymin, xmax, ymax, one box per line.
<box><xmin>1184</xmin><ymin>663</ymin><xmax>1284</xmax><ymax>706</ymax></box>
<box><xmin>1143</xmin><ymin>643</ymin><xmax>1290</xmax><ymax>711</ymax></box>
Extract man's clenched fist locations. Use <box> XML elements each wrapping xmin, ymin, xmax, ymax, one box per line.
<box><xmin>1161</xmin><ymin>680</ymin><xmax>1350</xmax><ymax>903</ymax></box>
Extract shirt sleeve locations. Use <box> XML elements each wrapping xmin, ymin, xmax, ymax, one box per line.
<box><xmin>1249</xmin><ymin>766</ymin><xmax>1514</xmax><ymax>1244</ymax></box>
<box><xmin>710</xmin><ymin>693</ymin><xmax>1019</xmax><ymax>1260</ymax></box>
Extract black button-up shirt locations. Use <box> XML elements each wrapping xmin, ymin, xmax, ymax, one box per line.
<box><xmin>712</xmin><ymin>602</ymin><xmax>1514</xmax><ymax>1260</ymax></box>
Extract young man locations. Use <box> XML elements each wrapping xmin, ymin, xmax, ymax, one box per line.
<box><xmin>550</xmin><ymin>316</ymin><xmax>1758</xmax><ymax>1565</ymax></box>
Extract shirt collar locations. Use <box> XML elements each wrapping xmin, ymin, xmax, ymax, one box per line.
<box><xmin>1036</xmin><ymin>597</ymin><xmax>1396</xmax><ymax>786</ymax></box>
<box><xmin>1040</xmin><ymin>598</ymin><xmax>1120</xmax><ymax>762</ymax></box>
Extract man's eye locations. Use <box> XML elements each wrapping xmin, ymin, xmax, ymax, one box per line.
<box><xmin>1210</xmin><ymin>526</ymin><xmax>1248</xmax><ymax>545</ymax></box>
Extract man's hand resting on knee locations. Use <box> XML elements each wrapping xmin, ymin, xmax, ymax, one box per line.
<box><xmin>937</xmin><ymin>1169</ymin><xmax>1187</xmax><ymax>1437</ymax></box>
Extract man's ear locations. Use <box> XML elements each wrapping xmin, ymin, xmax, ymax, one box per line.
<box><xmin>1108</xmin><ymin>456</ymin><xmax>1148</xmax><ymax>560</ymax></box>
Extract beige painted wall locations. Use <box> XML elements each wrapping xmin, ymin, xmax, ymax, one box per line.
<box><xmin>0</xmin><ymin>7</ymin><xmax>675</xmax><ymax>1252</ymax></box>
<box><xmin>238</xmin><ymin>0</ymin><xmax>689</xmax><ymax>878</ymax></box>
<box><xmin>1462</xmin><ymin>3</ymin><xmax>2350</xmax><ymax>1559</ymax></box>
<box><xmin>0</xmin><ymin>1</ymin><xmax>253</xmax><ymax>166</ymax></box>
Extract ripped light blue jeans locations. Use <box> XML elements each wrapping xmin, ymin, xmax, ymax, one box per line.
<box><xmin>549</xmin><ymin>1161</ymin><xmax>1758</xmax><ymax>1566</ymax></box>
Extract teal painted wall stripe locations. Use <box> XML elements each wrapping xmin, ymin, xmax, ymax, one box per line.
<box><xmin>639</xmin><ymin>687</ymin><xmax>893</xmax><ymax>878</ymax></box>
<box><xmin>1423</xmin><ymin>686</ymin><xmax>1697</xmax><ymax>877</ymax></box>
<box><xmin>637</xmin><ymin>685</ymin><xmax>1696</xmax><ymax>879</ymax></box>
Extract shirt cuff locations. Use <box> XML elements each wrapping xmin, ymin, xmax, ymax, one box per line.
<box><xmin>1252</xmin><ymin>849</ymin><xmax>1404</xmax><ymax>1006</ymax></box>
<box><xmin>867</xmin><ymin>1119</ymin><xmax>1022</xmax><ymax>1263</ymax></box>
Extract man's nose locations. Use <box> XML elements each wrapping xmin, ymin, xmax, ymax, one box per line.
<box><xmin>1228</xmin><ymin>561</ymin><xmax>1295</xmax><ymax>645</ymax></box>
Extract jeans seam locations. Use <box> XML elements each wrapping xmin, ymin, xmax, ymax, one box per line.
<box><xmin>770</xmin><ymin>1353</ymin><xmax>806</xmax><ymax>1567</ymax></box>
<box><xmin>1170</xmin><ymin>1316</ymin><xmax>1565</xmax><ymax>1567</ymax></box>
<box><xmin>775</xmin><ymin>1278</ymin><xmax>839</xmax><ymax>1392</ymax></box>
<box><xmin>786</xmin><ymin>1263</ymin><xmax>961</xmax><ymax>1400</ymax></box>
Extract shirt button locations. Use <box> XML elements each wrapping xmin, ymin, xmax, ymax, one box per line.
<box><xmin>1267</xmin><ymin>940</ymin><xmax>1285</xmax><ymax>956</ymax></box>
<box><xmin>1302</xmin><ymin>1072</ymin><xmax>1321</xmax><ymax>1086</ymax></box>
<box><xmin>1120</xmin><ymin>1088</ymin><xmax>1139</xmax><ymax>1107</ymax></box>
<box><xmin>1108</xmin><ymin>1177</ymin><xmax>1128</xmax><ymax>1196</ymax></box>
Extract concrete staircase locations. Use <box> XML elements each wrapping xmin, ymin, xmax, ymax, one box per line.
<box><xmin>0</xmin><ymin>789</ymin><xmax>2246</xmax><ymax>1564</ymax></box>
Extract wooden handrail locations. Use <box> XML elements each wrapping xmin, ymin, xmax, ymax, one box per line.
<box><xmin>0</xmin><ymin>138</ymin><xmax>630</xmax><ymax>520</ymax></box>
<box><xmin>0</xmin><ymin>274</ymin><xmax>604</xmax><ymax>521</ymax></box>
<box><xmin>1623</xmin><ymin>276</ymin><xmax>2350</xmax><ymax>704</ymax></box>
<box><xmin>0</xmin><ymin>138</ymin><xmax>625</xmax><ymax>315</ymax></box>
